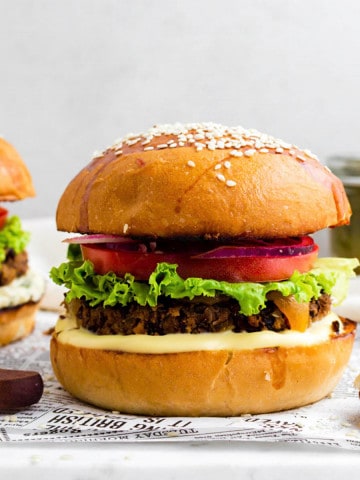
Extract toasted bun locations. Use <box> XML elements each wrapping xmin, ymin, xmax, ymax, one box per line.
<box><xmin>56</xmin><ymin>123</ymin><xmax>351</xmax><ymax>238</ymax></box>
<box><xmin>0</xmin><ymin>137</ymin><xmax>35</xmax><ymax>201</ymax></box>
<box><xmin>50</xmin><ymin>316</ymin><xmax>356</xmax><ymax>416</ymax></box>
<box><xmin>0</xmin><ymin>302</ymin><xmax>40</xmax><ymax>346</ymax></box>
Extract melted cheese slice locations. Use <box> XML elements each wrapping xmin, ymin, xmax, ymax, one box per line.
<box><xmin>55</xmin><ymin>311</ymin><xmax>341</xmax><ymax>354</ymax></box>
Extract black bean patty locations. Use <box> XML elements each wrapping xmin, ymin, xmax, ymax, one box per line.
<box><xmin>66</xmin><ymin>292</ymin><xmax>332</xmax><ymax>336</ymax></box>
<box><xmin>0</xmin><ymin>249</ymin><xmax>28</xmax><ymax>286</ymax></box>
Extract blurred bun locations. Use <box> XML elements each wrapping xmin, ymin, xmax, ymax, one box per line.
<box><xmin>0</xmin><ymin>302</ymin><xmax>40</xmax><ymax>346</ymax></box>
<box><xmin>0</xmin><ymin>137</ymin><xmax>35</xmax><ymax>201</ymax></box>
<box><xmin>56</xmin><ymin>123</ymin><xmax>351</xmax><ymax>238</ymax></box>
<box><xmin>50</xmin><ymin>316</ymin><xmax>356</xmax><ymax>416</ymax></box>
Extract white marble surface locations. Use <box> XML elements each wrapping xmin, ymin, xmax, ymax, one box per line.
<box><xmin>1</xmin><ymin>441</ymin><xmax>360</xmax><ymax>480</ymax></box>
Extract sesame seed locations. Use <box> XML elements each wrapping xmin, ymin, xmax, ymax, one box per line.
<box><xmin>214</xmin><ymin>163</ymin><xmax>222</xmax><ymax>170</ymax></box>
<box><xmin>126</xmin><ymin>138</ymin><xmax>141</xmax><ymax>146</ymax></box>
<box><xmin>226</xmin><ymin>180</ymin><xmax>237</xmax><ymax>187</ymax></box>
<box><xmin>123</xmin><ymin>132</ymin><xmax>136</xmax><ymax>140</ymax></box>
<box><xmin>244</xmin><ymin>149</ymin><xmax>256</xmax><ymax>157</ymax></box>
<box><xmin>275</xmin><ymin>147</ymin><xmax>284</xmax><ymax>153</ymax></box>
<box><xmin>157</xmin><ymin>144</ymin><xmax>168</xmax><ymax>149</ymax></box>
<box><xmin>259</xmin><ymin>148</ymin><xmax>269</xmax><ymax>153</ymax></box>
<box><xmin>194</xmin><ymin>133</ymin><xmax>205</xmax><ymax>140</ymax></box>
<box><xmin>143</xmin><ymin>146</ymin><xmax>154</xmax><ymax>151</ymax></box>
<box><xmin>304</xmin><ymin>148</ymin><xmax>319</xmax><ymax>160</ymax></box>
<box><xmin>224</xmin><ymin>160</ymin><xmax>231</xmax><ymax>169</ymax></box>
<box><xmin>187</xmin><ymin>160</ymin><xmax>196</xmax><ymax>167</ymax></box>
<box><xmin>123</xmin><ymin>224</ymin><xmax>129</xmax><ymax>234</ymax></box>
<box><xmin>92</xmin><ymin>150</ymin><xmax>104</xmax><ymax>159</ymax></box>
<box><xmin>230</xmin><ymin>150</ymin><xmax>243</xmax><ymax>157</ymax></box>
<box><xmin>169</xmin><ymin>143</ymin><xmax>177</xmax><ymax>148</ymax></box>
<box><xmin>216</xmin><ymin>173</ymin><xmax>226</xmax><ymax>182</ymax></box>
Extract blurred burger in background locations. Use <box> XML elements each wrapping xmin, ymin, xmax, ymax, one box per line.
<box><xmin>50</xmin><ymin>122</ymin><xmax>358</xmax><ymax>416</ymax></box>
<box><xmin>0</xmin><ymin>137</ymin><xmax>45</xmax><ymax>346</ymax></box>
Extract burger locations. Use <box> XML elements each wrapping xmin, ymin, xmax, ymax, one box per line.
<box><xmin>0</xmin><ymin>137</ymin><xmax>46</xmax><ymax>346</ymax></box>
<box><xmin>50</xmin><ymin>122</ymin><xmax>358</xmax><ymax>416</ymax></box>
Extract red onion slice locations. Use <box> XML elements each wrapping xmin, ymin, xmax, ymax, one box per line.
<box><xmin>64</xmin><ymin>235</ymin><xmax>316</xmax><ymax>259</ymax></box>
<box><xmin>63</xmin><ymin>234</ymin><xmax>135</xmax><ymax>245</ymax></box>
<box><xmin>192</xmin><ymin>237</ymin><xmax>316</xmax><ymax>259</ymax></box>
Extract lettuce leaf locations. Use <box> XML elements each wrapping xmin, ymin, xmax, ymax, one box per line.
<box><xmin>0</xmin><ymin>216</ymin><xmax>31</xmax><ymax>263</ymax></box>
<box><xmin>49</xmin><ymin>257</ymin><xmax>359</xmax><ymax>316</ymax></box>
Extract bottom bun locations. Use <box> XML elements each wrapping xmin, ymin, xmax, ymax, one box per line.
<box><xmin>50</xmin><ymin>317</ymin><xmax>356</xmax><ymax>416</ymax></box>
<box><xmin>0</xmin><ymin>302</ymin><xmax>40</xmax><ymax>346</ymax></box>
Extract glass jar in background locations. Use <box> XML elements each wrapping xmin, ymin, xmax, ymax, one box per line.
<box><xmin>327</xmin><ymin>156</ymin><xmax>360</xmax><ymax>274</ymax></box>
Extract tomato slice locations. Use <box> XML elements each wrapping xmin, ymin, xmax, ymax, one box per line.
<box><xmin>81</xmin><ymin>237</ymin><xmax>319</xmax><ymax>283</ymax></box>
<box><xmin>0</xmin><ymin>207</ymin><xmax>8</xmax><ymax>229</ymax></box>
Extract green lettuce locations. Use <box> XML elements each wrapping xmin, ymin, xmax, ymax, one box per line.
<box><xmin>49</xmin><ymin>257</ymin><xmax>359</xmax><ymax>316</ymax></box>
<box><xmin>0</xmin><ymin>216</ymin><xmax>31</xmax><ymax>263</ymax></box>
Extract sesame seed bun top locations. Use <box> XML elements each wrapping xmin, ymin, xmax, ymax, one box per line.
<box><xmin>56</xmin><ymin>122</ymin><xmax>351</xmax><ymax>238</ymax></box>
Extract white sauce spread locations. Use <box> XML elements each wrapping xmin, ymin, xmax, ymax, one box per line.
<box><xmin>0</xmin><ymin>269</ymin><xmax>46</xmax><ymax>308</ymax></box>
<box><xmin>55</xmin><ymin>311</ymin><xmax>341</xmax><ymax>354</ymax></box>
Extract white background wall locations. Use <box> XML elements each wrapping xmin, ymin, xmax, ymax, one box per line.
<box><xmin>1</xmin><ymin>0</ymin><xmax>359</xmax><ymax>252</ymax></box>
